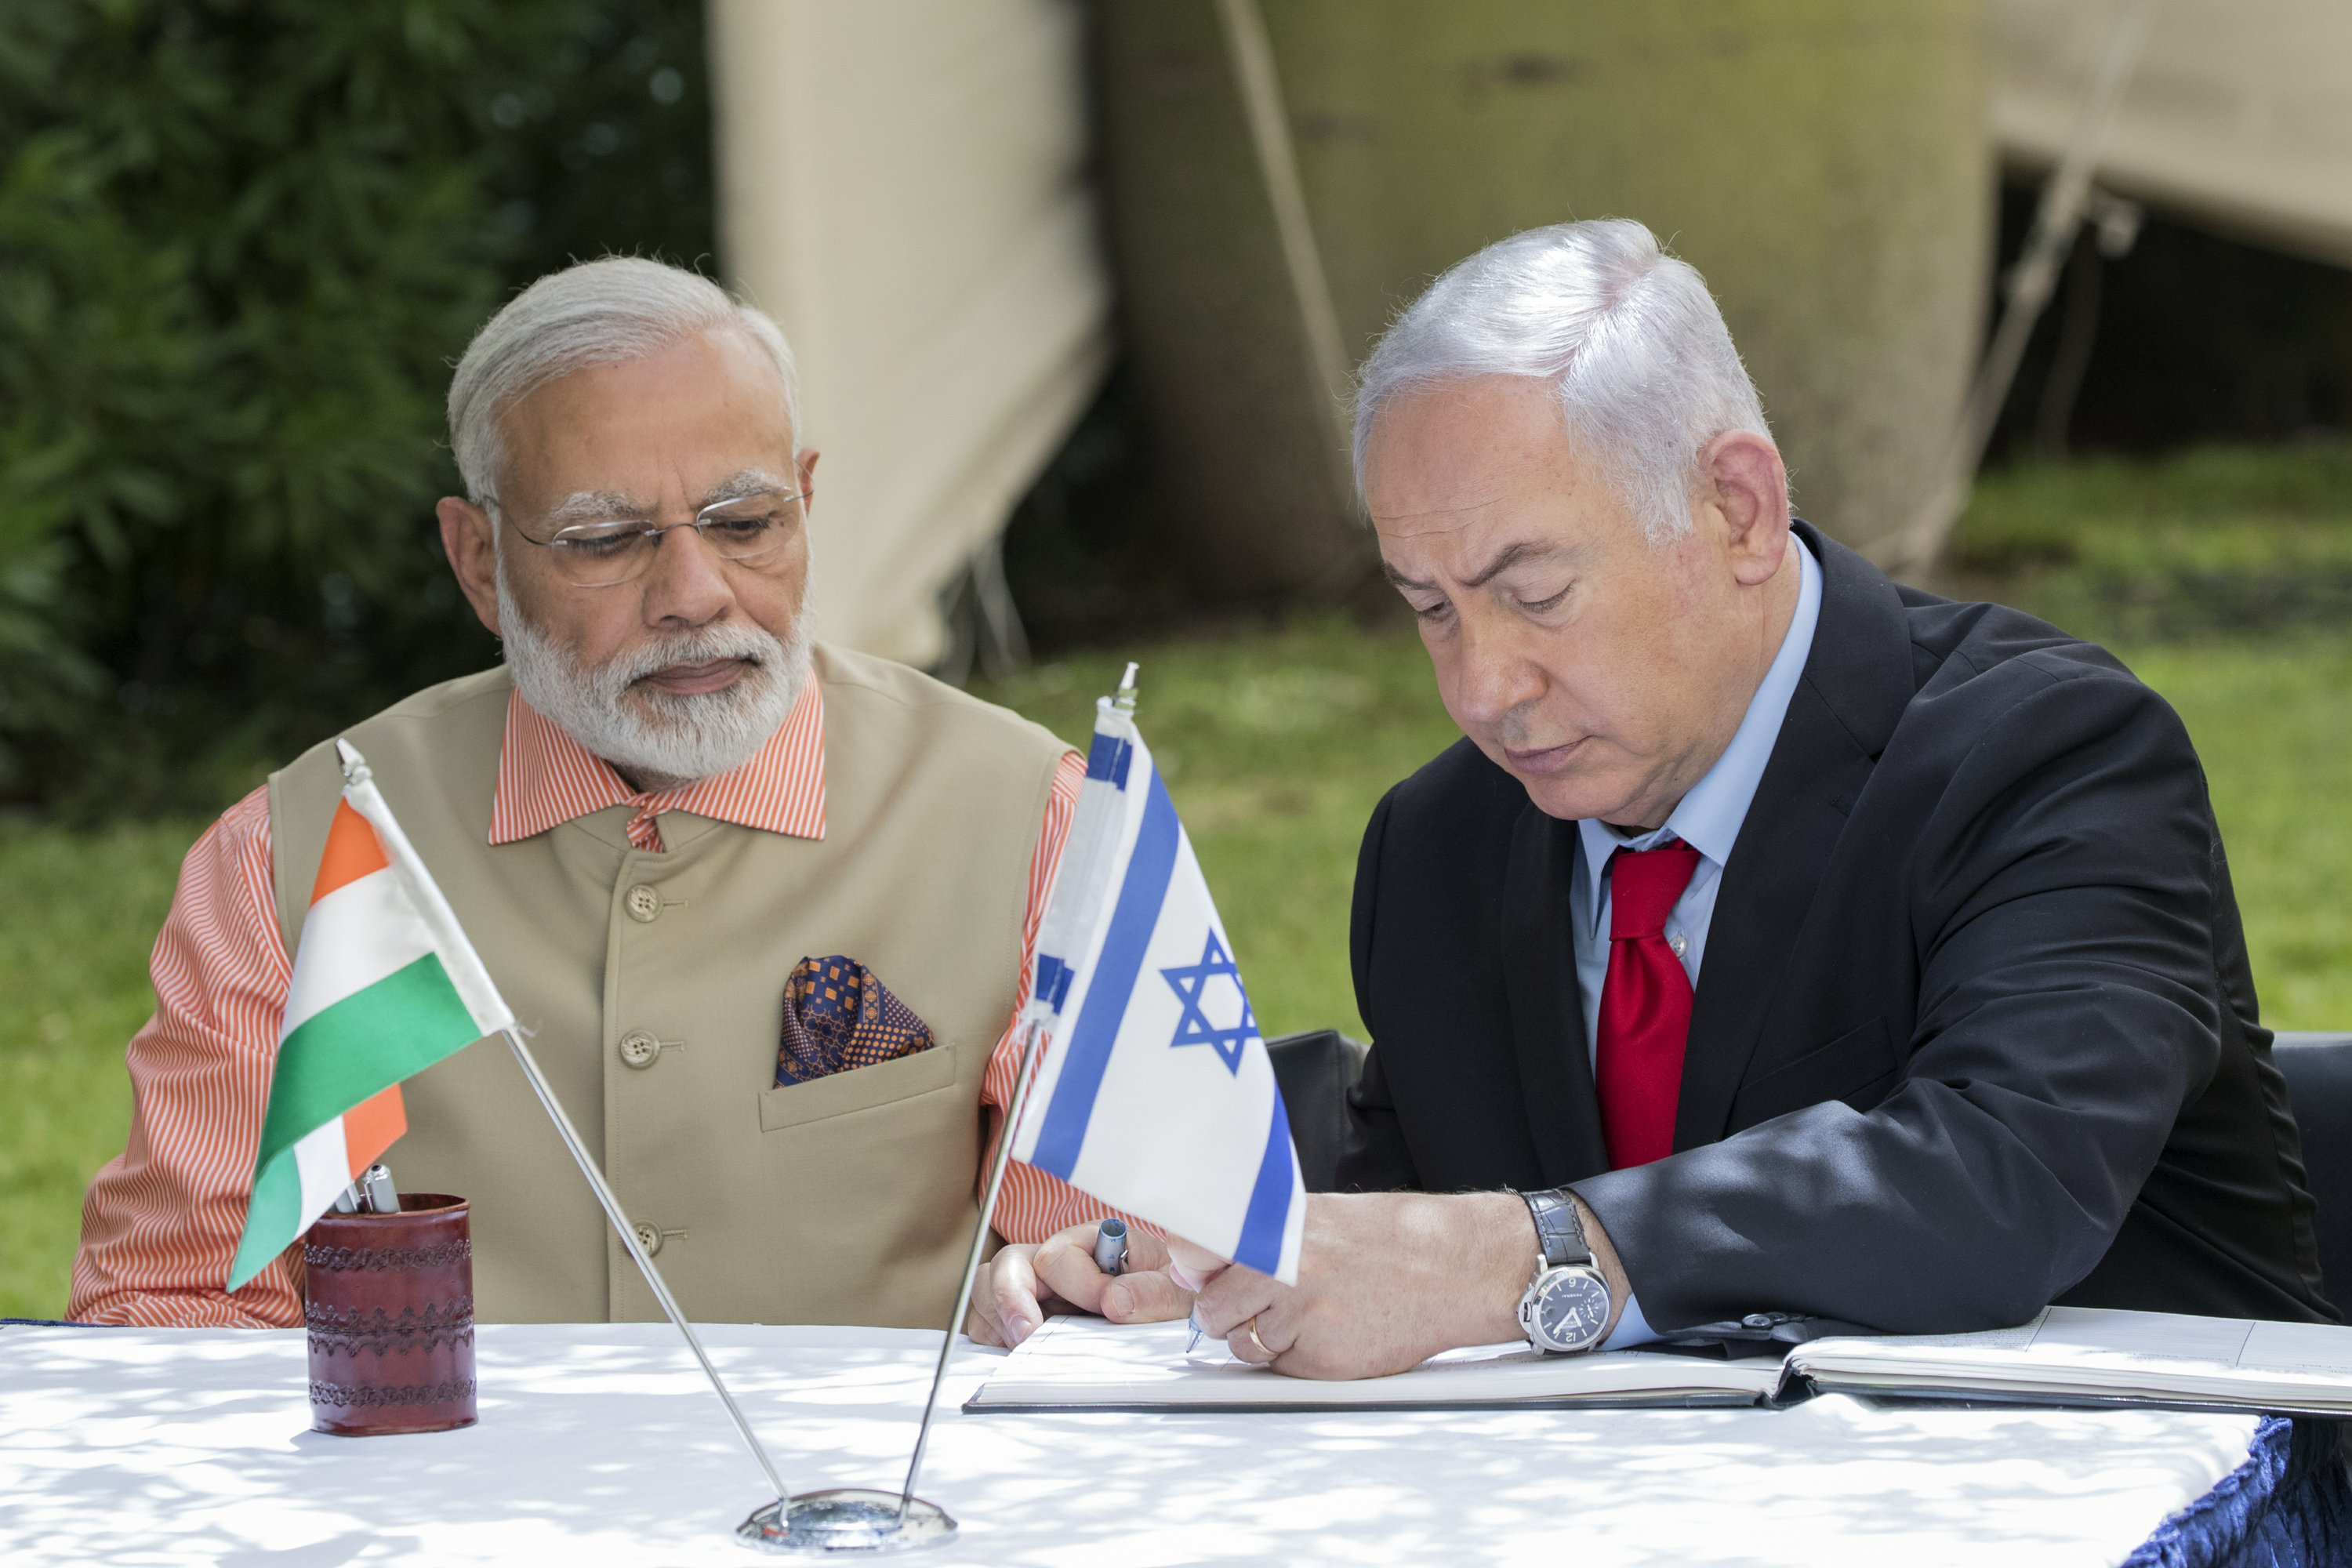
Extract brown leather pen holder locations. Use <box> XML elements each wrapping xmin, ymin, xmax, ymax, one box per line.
<box><xmin>303</xmin><ymin>1193</ymin><xmax>477</xmax><ymax>1436</ymax></box>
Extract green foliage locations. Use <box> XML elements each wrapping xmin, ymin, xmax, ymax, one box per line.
<box><xmin>0</xmin><ymin>0</ymin><xmax>711</xmax><ymax>815</ymax></box>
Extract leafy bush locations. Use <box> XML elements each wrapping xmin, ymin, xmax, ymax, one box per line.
<box><xmin>0</xmin><ymin>0</ymin><xmax>711</xmax><ymax>815</ymax></box>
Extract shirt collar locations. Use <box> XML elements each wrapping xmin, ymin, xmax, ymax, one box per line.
<box><xmin>488</xmin><ymin>676</ymin><xmax>827</xmax><ymax>846</ymax></box>
<box><xmin>1577</xmin><ymin>532</ymin><xmax>1822</xmax><ymax>915</ymax></box>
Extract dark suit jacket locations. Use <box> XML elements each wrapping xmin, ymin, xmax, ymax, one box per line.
<box><xmin>1339</xmin><ymin>524</ymin><xmax>2335</xmax><ymax>1333</ymax></box>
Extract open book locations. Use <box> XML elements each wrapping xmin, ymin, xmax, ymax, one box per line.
<box><xmin>965</xmin><ymin>1307</ymin><xmax>2352</xmax><ymax>1417</ymax></box>
<box><xmin>965</xmin><ymin>1316</ymin><xmax>1785</xmax><ymax>1413</ymax></box>
<box><xmin>1782</xmin><ymin>1304</ymin><xmax>2352</xmax><ymax>1416</ymax></box>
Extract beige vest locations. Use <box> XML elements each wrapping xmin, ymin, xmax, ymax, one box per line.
<box><xmin>267</xmin><ymin>644</ymin><xmax>1066</xmax><ymax>1327</ymax></box>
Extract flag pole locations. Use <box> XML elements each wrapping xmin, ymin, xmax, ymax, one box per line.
<box><xmin>896</xmin><ymin>1012</ymin><xmax>1053</xmax><ymax>1519</ymax></box>
<box><xmin>497</xmin><ymin>1024</ymin><xmax>794</xmax><ymax>1507</ymax></box>
<box><xmin>332</xmin><ymin>742</ymin><xmax>860</xmax><ymax>1548</ymax></box>
<box><xmin>893</xmin><ymin>663</ymin><xmax>1140</xmax><ymax>1522</ymax></box>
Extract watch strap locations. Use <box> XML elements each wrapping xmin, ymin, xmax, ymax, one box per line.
<box><xmin>1520</xmin><ymin>1188</ymin><xmax>1592</xmax><ymax>1269</ymax></box>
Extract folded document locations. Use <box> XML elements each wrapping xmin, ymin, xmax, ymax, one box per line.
<box><xmin>966</xmin><ymin>1306</ymin><xmax>2352</xmax><ymax>1417</ymax></box>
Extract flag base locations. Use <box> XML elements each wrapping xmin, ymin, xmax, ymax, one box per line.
<box><xmin>738</xmin><ymin>1490</ymin><xmax>957</xmax><ymax>1555</ymax></box>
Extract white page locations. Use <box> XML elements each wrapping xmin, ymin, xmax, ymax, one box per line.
<box><xmin>2239</xmin><ymin>1319</ymin><xmax>2352</xmax><ymax>1374</ymax></box>
<box><xmin>1808</xmin><ymin>1318</ymin><xmax>2042</xmax><ymax>1354</ymax></box>
<box><xmin>2027</xmin><ymin>1306</ymin><xmax>2255</xmax><ymax>1364</ymax></box>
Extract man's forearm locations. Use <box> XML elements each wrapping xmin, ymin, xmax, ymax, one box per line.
<box><xmin>68</xmin><ymin>788</ymin><xmax>301</xmax><ymax>1328</ymax></box>
<box><xmin>1366</xmin><ymin>1189</ymin><xmax>1635</xmax><ymax>1348</ymax></box>
<box><xmin>1421</xmin><ymin>1191</ymin><xmax>1541</xmax><ymax>1346</ymax></box>
<box><xmin>67</xmin><ymin>1282</ymin><xmax>297</xmax><ymax>1329</ymax></box>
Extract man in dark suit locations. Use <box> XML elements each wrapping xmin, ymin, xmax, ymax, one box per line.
<box><xmin>1159</xmin><ymin>218</ymin><xmax>2335</xmax><ymax>1377</ymax></box>
<box><xmin>976</xmin><ymin>217</ymin><xmax>2331</xmax><ymax>1374</ymax></box>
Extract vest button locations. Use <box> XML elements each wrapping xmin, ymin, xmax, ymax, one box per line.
<box><xmin>618</xmin><ymin>1030</ymin><xmax>661</xmax><ymax>1069</ymax></box>
<box><xmin>633</xmin><ymin>1221</ymin><xmax>662</xmax><ymax>1256</ymax></box>
<box><xmin>625</xmin><ymin>884</ymin><xmax>662</xmax><ymax>923</ymax></box>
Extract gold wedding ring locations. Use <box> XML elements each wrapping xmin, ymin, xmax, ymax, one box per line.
<box><xmin>1245</xmin><ymin>1316</ymin><xmax>1272</xmax><ymax>1359</ymax></box>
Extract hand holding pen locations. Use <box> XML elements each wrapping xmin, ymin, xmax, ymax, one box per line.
<box><xmin>964</xmin><ymin>1216</ymin><xmax>1196</xmax><ymax>1349</ymax></box>
<box><xmin>1091</xmin><ymin>1217</ymin><xmax>1130</xmax><ymax>1276</ymax></box>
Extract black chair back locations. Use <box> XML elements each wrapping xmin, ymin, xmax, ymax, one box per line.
<box><xmin>2272</xmin><ymin>1032</ymin><xmax>2352</xmax><ymax>1312</ymax></box>
<box><xmin>1266</xmin><ymin>1029</ymin><xmax>1369</xmax><ymax>1192</ymax></box>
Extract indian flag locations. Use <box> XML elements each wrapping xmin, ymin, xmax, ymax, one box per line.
<box><xmin>227</xmin><ymin>741</ymin><xmax>514</xmax><ymax>1291</ymax></box>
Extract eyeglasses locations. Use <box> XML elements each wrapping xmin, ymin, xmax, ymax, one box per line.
<box><xmin>499</xmin><ymin>487</ymin><xmax>811</xmax><ymax>588</ymax></box>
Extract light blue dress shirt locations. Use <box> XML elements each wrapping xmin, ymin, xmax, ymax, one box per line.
<box><xmin>1578</xmin><ymin>535</ymin><xmax>1821</xmax><ymax>1348</ymax></box>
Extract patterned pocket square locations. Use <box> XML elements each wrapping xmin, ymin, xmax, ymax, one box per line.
<box><xmin>776</xmin><ymin>955</ymin><xmax>936</xmax><ymax>1086</ymax></box>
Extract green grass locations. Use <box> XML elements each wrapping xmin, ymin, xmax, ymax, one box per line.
<box><xmin>1954</xmin><ymin>443</ymin><xmax>2352</xmax><ymax>642</ymax></box>
<box><xmin>5</xmin><ymin>441</ymin><xmax>2350</xmax><ymax>1318</ymax></box>
<box><xmin>0</xmin><ymin>821</ymin><xmax>205</xmax><ymax>1319</ymax></box>
<box><xmin>2125</xmin><ymin>640</ymin><xmax>2352</xmax><ymax>1028</ymax></box>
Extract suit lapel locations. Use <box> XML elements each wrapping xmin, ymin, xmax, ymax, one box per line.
<box><xmin>1673</xmin><ymin>685</ymin><xmax>1871</xmax><ymax>1145</ymax></box>
<box><xmin>1674</xmin><ymin>526</ymin><xmax>1918</xmax><ymax>1148</ymax></box>
<box><xmin>1501</xmin><ymin>803</ymin><xmax>1610</xmax><ymax>1184</ymax></box>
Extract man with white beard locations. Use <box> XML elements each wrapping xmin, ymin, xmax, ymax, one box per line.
<box><xmin>71</xmin><ymin>258</ymin><xmax>1132</xmax><ymax>1330</ymax></box>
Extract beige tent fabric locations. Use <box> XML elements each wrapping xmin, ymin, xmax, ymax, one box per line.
<box><xmin>1992</xmin><ymin>0</ymin><xmax>2352</xmax><ymax>267</ymax></box>
<box><xmin>706</xmin><ymin>0</ymin><xmax>1112</xmax><ymax>666</ymax></box>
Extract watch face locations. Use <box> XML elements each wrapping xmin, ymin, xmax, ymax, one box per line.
<box><xmin>1534</xmin><ymin>1269</ymin><xmax>1613</xmax><ymax>1350</ymax></box>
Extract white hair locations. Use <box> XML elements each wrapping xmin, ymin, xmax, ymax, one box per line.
<box><xmin>448</xmin><ymin>256</ymin><xmax>800</xmax><ymax>506</ymax></box>
<box><xmin>1352</xmin><ymin>219</ymin><xmax>1774</xmax><ymax>540</ymax></box>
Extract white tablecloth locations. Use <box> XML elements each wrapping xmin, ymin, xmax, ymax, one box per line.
<box><xmin>0</xmin><ymin>1323</ymin><xmax>2261</xmax><ymax>1566</ymax></box>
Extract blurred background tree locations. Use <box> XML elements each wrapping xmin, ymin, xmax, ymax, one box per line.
<box><xmin>0</xmin><ymin>0</ymin><xmax>713</xmax><ymax>817</ymax></box>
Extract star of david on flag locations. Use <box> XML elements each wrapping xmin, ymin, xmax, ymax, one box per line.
<box><xmin>1162</xmin><ymin>934</ymin><xmax>1258</xmax><ymax>1074</ymax></box>
<box><xmin>1007</xmin><ymin>671</ymin><xmax>1305</xmax><ymax>1283</ymax></box>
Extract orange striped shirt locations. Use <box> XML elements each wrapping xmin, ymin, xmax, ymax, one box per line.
<box><xmin>69</xmin><ymin>679</ymin><xmax>1139</xmax><ymax>1327</ymax></box>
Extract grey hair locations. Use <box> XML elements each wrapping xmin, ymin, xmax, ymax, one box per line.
<box><xmin>1352</xmin><ymin>219</ymin><xmax>1773</xmax><ymax>541</ymax></box>
<box><xmin>447</xmin><ymin>256</ymin><xmax>800</xmax><ymax>506</ymax></box>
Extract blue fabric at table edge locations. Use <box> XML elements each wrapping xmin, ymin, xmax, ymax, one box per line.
<box><xmin>2122</xmin><ymin>1416</ymin><xmax>2351</xmax><ymax>1567</ymax></box>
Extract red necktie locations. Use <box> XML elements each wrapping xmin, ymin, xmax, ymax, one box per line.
<box><xmin>1595</xmin><ymin>840</ymin><xmax>1703</xmax><ymax>1169</ymax></box>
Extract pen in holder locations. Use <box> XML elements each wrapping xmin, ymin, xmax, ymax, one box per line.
<box><xmin>303</xmin><ymin>1192</ymin><xmax>477</xmax><ymax>1436</ymax></box>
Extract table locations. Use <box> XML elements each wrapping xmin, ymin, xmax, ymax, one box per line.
<box><xmin>0</xmin><ymin>1322</ymin><xmax>2329</xmax><ymax>1566</ymax></box>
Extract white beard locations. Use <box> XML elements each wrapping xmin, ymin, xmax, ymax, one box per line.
<box><xmin>495</xmin><ymin>563</ymin><xmax>811</xmax><ymax>793</ymax></box>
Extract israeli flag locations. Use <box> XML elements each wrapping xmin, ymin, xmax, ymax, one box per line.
<box><xmin>1011</xmin><ymin>671</ymin><xmax>1306</xmax><ymax>1284</ymax></box>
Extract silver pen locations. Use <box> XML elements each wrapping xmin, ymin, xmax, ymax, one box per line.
<box><xmin>358</xmin><ymin>1163</ymin><xmax>401</xmax><ymax>1215</ymax></box>
<box><xmin>1091</xmin><ymin>1217</ymin><xmax>1129</xmax><ymax>1276</ymax></box>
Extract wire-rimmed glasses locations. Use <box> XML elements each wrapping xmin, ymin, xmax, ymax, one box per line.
<box><xmin>499</xmin><ymin>487</ymin><xmax>811</xmax><ymax>588</ymax></box>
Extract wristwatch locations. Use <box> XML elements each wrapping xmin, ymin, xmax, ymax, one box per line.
<box><xmin>1515</xmin><ymin>1189</ymin><xmax>1614</xmax><ymax>1355</ymax></box>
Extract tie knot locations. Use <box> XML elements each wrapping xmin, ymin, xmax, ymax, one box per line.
<box><xmin>1608</xmin><ymin>840</ymin><xmax>1702</xmax><ymax>939</ymax></box>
